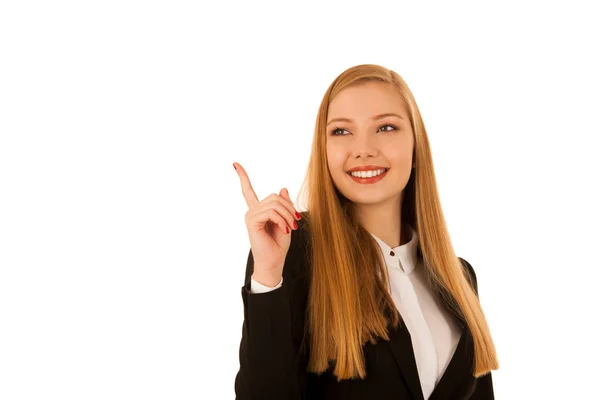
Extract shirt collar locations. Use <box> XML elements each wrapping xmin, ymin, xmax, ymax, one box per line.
<box><xmin>369</xmin><ymin>225</ymin><xmax>419</xmax><ymax>274</ymax></box>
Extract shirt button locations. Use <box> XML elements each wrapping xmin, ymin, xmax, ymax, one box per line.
<box><xmin>389</xmin><ymin>250</ymin><xmax>395</xmax><ymax>256</ymax></box>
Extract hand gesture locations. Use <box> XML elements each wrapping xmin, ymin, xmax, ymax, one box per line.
<box><xmin>234</xmin><ymin>162</ymin><xmax>301</xmax><ymax>286</ymax></box>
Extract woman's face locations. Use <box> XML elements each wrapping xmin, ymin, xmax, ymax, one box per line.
<box><xmin>326</xmin><ymin>81</ymin><xmax>415</xmax><ymax>208</ymax></box>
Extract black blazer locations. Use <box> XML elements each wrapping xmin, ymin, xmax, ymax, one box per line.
<box><xmin>235</xmin><ymin>213</ymin><xmax>494</xmax><ymax>399</ymax></box>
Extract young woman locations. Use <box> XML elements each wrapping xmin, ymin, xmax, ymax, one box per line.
<box><xmin>233</xmin><ymin>64</ymin><xmax>499</xmax><ymax>400</ymax></box>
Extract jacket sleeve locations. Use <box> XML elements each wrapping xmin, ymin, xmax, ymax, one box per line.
<box><xmin>459</xmin><ymin>257</ymin><xmax>496</xmax><ymax>400</ymax></box>
<box><xmin>234</xmin><ymin>228</ymin><xmax>311</xmax><ymax>400</ymax></box>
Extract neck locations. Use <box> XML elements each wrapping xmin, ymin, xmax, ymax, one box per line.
<box><xmin>350</xmin><ymin>195</ymin><xmax>408</xmax><ymax>248</ymax></box>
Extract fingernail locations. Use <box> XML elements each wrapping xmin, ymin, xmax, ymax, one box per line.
<box><xmin>233</xmin><ymin>163</ymin><xmax>237</xmax><ymax>170</ymax></box>
<box><xmin>295</xmin><ymin>211</ymin><xmax>301</xmax><ymax>219</ymax></box>
<box><xmin>293</xmin><ymin>221</ymin><xmax>298</xmax><ymax>229</ymax></box>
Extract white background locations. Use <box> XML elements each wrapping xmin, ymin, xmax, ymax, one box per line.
<box><xmin>1</xmin><ymin>1</ymin><xmax>599</xmax><ymax>399</ymax></box>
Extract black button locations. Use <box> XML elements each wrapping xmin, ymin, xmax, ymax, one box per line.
<box><xmin>390</xmin><ymin>250</ymin><xmax>395</xmax><ymax>256</ymax></box>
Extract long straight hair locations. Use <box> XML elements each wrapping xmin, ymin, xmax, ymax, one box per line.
<box><xmin>295</xmin><ymin>64</ymin><xmax>499</xmax><ymax>381</ymax></box>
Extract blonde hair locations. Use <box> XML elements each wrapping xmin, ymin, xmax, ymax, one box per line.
<box><xmin>295</xmin><ymin>64</ymin><xmax>499</xmax><ymax>381</ymax></box>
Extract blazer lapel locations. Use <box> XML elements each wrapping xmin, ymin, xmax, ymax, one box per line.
<box><xmin>386</xmin><ymin>281</ymin><xmax>472</xmax><ymax>400</ymax></box>
<box><xmin>428</xmin><ymin>283</ymin><xmax>473</xmax><ymax>400</ymax></box>
<box><xmin>428</xmin><ymin>322</ymin><xmax>469</xmax><ymax>400</ymax></box>
<box><xmin>386</xmin><ymin>317</ymin><xmax>425</xmax><ymax>400</ymax></box>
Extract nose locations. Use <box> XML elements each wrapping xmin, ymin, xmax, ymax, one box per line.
<box><xmin>350</xmin><ymin>131</ymin><xmax>378</xmax><ymax>159</ymax></box>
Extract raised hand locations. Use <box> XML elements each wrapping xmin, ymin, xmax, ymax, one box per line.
<box><xmin>234</xmin><ymin>162</ymin><xmax>301</xmax><ymax>287</ymax></box>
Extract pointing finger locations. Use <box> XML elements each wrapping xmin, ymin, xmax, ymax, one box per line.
<box><xmin>233</xmin><ymin>162</ymin><xmax>259</xmax><ymax>208</ymax></box>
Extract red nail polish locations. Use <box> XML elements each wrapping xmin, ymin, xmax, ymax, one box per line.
<box><xmin>295</xmin><ymin>212</ymin><xmax>301</xmax><ymax>219</ymax></box>
<box><xmin>286</xmin><ymin>226</ymin><xmax>289</xmax><ymax>234</ymax></box>
<box><xmin>293</xmin><ymin>221</ymin><xmax>298</xmax><ymax>229</ymax></box>
<box><xmin>233</xmin><ymin>163</ymin><xmax>237</xmax><ymax>170</ymax></box>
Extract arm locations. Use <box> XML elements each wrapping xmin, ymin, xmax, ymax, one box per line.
<box><xmin>459</xmin><ymin>257</ymin><xmax>496</xmax><ymax>400</ymax></box>
<box><xmin>235</xmin><ymin>232</ymin><xmax>310</xmax><ymax>400</ymax></box>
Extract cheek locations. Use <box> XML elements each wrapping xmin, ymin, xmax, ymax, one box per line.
<box><xmin>384</xmin><ymin>145</ymin><xmax>412</xmax><ymax>165</ymax></box>
<box><xmin>326</xmin><ymin>143</ymin><xmax>347</xmax><ymax>170</ymax></box>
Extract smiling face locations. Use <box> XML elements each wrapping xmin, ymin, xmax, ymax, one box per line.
<box><xmin>326</xmin><ymin>80</ymin><xmax>415</xmax><ymax>211</ymax></box>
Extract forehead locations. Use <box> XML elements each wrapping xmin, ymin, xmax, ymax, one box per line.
<box><xmin>328</xmin><ymin>81</ymin><xmax>406</xmax><ymax>119</ymax></box>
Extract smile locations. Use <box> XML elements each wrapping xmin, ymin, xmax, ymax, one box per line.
<box><xmin>347</xmin><ymin>168</ymin><xmax>389</xmax><ymax>184</ymax></box>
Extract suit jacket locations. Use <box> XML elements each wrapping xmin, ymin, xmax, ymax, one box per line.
<box><xmin>235</xmin><ymin>213</ymin><xmax>495</xmax><ymax>399</ymax></box>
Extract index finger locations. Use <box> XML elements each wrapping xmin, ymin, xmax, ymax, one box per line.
<box><xmin>233</xmin><ymin>162</ymin><xmax>259</xmax><ymax>208</ymax></box>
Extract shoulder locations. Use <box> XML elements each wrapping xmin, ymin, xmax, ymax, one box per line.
<box><xmin>458</xmin><ymin>257</ymin><xmax>479</xmax><ymax>296</ymax></box>
<box><xmin>274</xmin><ymin>211</ymin><xmax>312</xmax><ymax>287</ymax></box>
<box><xmin>292</xmin><ymin>211</ymin><xmax>312</xmax><ymax>254</ymax></box>
<box><xmin>289</xmin><ymin>212</ymin><xmax>312</xmax><ymax>267</ymax></box>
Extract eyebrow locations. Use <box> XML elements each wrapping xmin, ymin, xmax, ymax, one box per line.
<box><xmin>326</xmin><ymin>112</ymin><xmax>404</xmax><ymax>127</ymax></box>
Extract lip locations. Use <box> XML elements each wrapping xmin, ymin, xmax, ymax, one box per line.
<box><xmin>347</xmin><ymin>168</ymin><xmax>389</xmax><ymax>184</ymax></box>
<box><xmin>346</xmin><ymin>165</ymin><xmax>388</xmax><ymax>172</ymax></box>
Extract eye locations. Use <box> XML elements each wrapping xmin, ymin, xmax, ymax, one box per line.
<box><xmin>378</xmin><ymin>124</ymin><xmax>399</xmax><ymax>132</ymax></box>
<box><xmin>330</xmin><ymin>127</ymin><xmax>348</xmax><ymax>136</ymax></box>
<box><xmin>329</xmin><ymin>124</ymin><xmax>399</xmax><ymax>136</ymax></box>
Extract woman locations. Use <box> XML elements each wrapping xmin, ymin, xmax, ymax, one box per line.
<box><xmin>233</xmin><ymin>64</ymin><xmax>499</xmax><ymax>399</ymax></box>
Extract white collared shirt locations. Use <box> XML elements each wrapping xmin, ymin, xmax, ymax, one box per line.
<box><xmin>250</xmin><ymin>226</ymin><xmax>461</xmax><ymax>399</ymax></box>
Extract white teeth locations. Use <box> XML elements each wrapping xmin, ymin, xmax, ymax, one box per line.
<box><xmin>349</xmin><ymin>168</ymin><xmax>387</xmax><ymax>178</ymax></box>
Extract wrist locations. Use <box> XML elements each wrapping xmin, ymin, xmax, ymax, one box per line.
<box><xmin>252</xmin><ymin>271</ymin><xmax>282</xmax><ymax>288</ymax></box>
